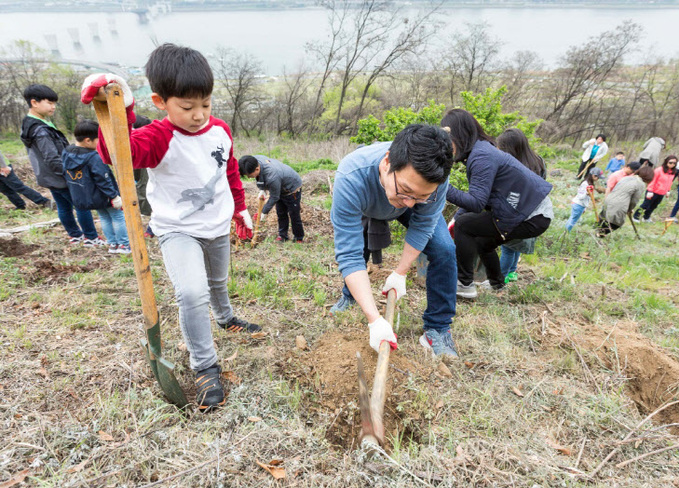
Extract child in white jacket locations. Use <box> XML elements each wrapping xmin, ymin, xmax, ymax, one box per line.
<box><xmin>566</xmin><ymin>168</ymin><xmax>603</xmax><ymax>231</ymax></box>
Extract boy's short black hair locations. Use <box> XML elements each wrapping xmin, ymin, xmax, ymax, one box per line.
<box><xmin>388</xmin><ymin>124</ymin><xmax>453</xmax><ymax>184</ymax></box>
<box><xmin>627</xmin><ymin>161</ymin><xmax>641</xmax><ymax>171</ymax></box>
<box><xmin>23</xmin><ymin>84</ymin><xmax>58</xmax><ymax>107</ymax></box>
<box><xmin>238</xmin><ymin>155</ymin><xmax>260</xmax><ymax>177</ymax></box>
<box><xmin>616</xmin><ymin>151</ymin><xmax>624</xmax><ymax>156</ymax></box>
<box><xmin>74</xmin><ymin>119</ymin><xmax>99</xmax><ymax>142</ymax></box>
<box><xmin>145</xmin><ymin>43</ymin><xmax>213</xmax><ymax>100</ymax></box>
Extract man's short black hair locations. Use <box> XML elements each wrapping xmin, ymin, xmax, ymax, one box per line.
<box><xmin>440</xmin><ymin>109</ymin><xmax>495</xmax><ymax>162</ymax></box>
<box><xmin>74</xmin><ymin>119</ymin><xmax>99</xmax><ymax>142</ymax></box>
<box><xmin>238</xmin><ymin>155</ymin><xmax>260</xmax><ymax>177</ymax></box>
<box><xmin>23</xmin><ymin>84</ymin><xmax>58</xmax><ymax>107</ymax></box>
<box><xmin>145</xmin><ymin>43</ymin><xmax>213</xmax><ymax>100</ymax></box>
<box><xmin>388</xmin><ymin>124</ymin><xmax>453</xmax><ymax>184</ymax></box>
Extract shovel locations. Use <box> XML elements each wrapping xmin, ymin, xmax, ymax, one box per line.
<box><xmin>587</xmin><ymin>188</ymin><xmax>600</xmax><ymax>224</ymax></box>
<box><xmin>93</xmin><ymin>85</ymin><xmax>188</xmax><ymax>408</ymax></box>
<box><xmin>628</xmin><ymin>211</ymin><xmax>640</xmax><ymax>240</ymax></box>
<box><xmin>251</xmin><ymin>196</ymin><xmax>265</xmax><ymax>248</ymax></box>
<box><xmin>357</xmin><ymin>288</ymin><xmax>397</xmax><ymax>449</ymax></box>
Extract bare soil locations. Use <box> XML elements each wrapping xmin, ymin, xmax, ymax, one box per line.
<box><xmin>0</xmin><ymin>237</ymin><xmax>38</xmax><ymax>257</ymax></box>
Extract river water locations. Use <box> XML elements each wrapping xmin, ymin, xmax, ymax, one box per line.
<box><xmin>0</xmin><ymin>7</ymin><xmax>677</xmax><ymax>74</ymax></box>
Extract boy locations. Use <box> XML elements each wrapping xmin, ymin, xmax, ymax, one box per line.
<box><xmin>62</xmin><ymin>120</ymin><xmax>130</xmax><ymax>254</ymax></box>
<box><xmin>81</xmin><ymin>43</ymin><xmax>258</xmax><ymax>412</ymax></box>
<box><xmin>330</xmin><ymin>124</ymin><xmax>458</xmax><ymax>360</ymax></box>
<box><xmin>0</xmin><ymin>149</ymin><xmax>52</xmax><ymax>210</ymax></box>
<box><xmin>605</xmin><ymin>151</ymin><xmax>625</xmax><ymax>175</ymax></box>
<box><xmin>606</xmin><ymin>160</ymin><xmax>641</xmax><ymax>196</ymax></box>
<box><xmin>20</xmin><ymin>84</ymin><xmax>102</xmax><ymax>246</ymax></box>
<box><xmin>238</xmin><ymin>155</ymin><xmax>304</xmax><ymax>242</ymax></box>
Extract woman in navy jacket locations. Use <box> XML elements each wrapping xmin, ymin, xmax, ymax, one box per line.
<box><xmin>442</xmin><ymin>109</ymin><xmax>554</xmax><ymax>299</ymax></box>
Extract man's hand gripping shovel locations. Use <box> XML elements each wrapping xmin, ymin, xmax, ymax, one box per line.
<box><xmin>93</xmin><ymin>85</ymin><xmax>188</xmax><ymax>408</ymax></box>
<box><xmin>356</xmin><ymin>288</ymin><xmax>397</xmax><ymax>451</ymax></box>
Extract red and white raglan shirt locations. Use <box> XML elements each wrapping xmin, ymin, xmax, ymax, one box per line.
<box><xmin>98</xmin><ymin>116</ymin><xmax>246</xmax><ymax>239</ymax></box>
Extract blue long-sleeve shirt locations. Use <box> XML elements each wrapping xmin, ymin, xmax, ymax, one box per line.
<box><xmin>330</xmin><ymin>142</ymin><xmax>448</xmax><ymax>278</ymax></box>
<box><xmin>605</xmin><ymin>157</ymin><xmax>625</xmax><ymax>173</ymax></box>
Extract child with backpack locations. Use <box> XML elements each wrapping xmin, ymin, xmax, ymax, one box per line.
<box><xmin>565</xmin><ymin>167</ymin><xmax>604</xmax><ymax>232</ymax></box>
<box><xmin>81</xmin><ymin>43</ymin><xmax>259</xmax><ymax>412</ymax></box>
<box><xmin>62</xmin><ymin>120</ymin><xmax>130</xmax><ymax>254</ymax></box>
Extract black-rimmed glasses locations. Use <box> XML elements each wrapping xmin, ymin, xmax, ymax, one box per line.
<box><xmin>393</xmin><ymin>172</ymin><xmax>437</xmax><ymax>205</ymax></box>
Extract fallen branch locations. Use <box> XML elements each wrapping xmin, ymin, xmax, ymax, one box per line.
<box><xmin>589</xmin><ymin>399</ymin><xmax>679</xmax><ymax>478</ymax></box>
<box><xmin>0</xmin><ymin>218</ymin><xmax>60</xmax><ymax>237</ymax></box>
<box><xmin>615</xmin><ymin>443</ymin><xmax>679</xmax><ymax>469</ymax></box>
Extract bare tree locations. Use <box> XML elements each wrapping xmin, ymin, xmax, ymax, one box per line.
<box><xmin>439</xmin><ymin>21</ymin><xmax>501</xmax><ymax>104</ymax></box>
<box><xmin>543</xmin><ymin>20</ymin><xmax>641</xmax><ymax>125</ymax></box>
<box><xmin>214</xmin><ymin>47</ymin><xmax>263</xmax><ymax>136</ymax></box>
<box><xmin>498</xmin><ymin>50</ymin><xmax>543</xmax><ymax>111</ymax></box>
<box><xmin>276</xmin><ymin>63</ymin><xmax>315</xmax><ymax>137</ymax></box>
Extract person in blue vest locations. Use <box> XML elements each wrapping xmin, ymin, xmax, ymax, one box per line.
<box><xmin>443</xmin><ymin>109</ymin><xmax>553</xmax><ymax>300</ymax></box>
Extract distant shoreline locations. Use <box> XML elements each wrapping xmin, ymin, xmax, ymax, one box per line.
<box><xmin>0</xmin><ymin>3</ymin><xmax>678</xmax><ymax>14</ymax></box>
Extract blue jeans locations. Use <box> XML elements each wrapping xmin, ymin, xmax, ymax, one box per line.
<box><xmin>97</xmin><ymin>207</ymin><xmax>129</xmax><ymax>246</ymax></box>
<box><xmin>158</xmin><ymin>232</ymin><xmax>234</xmax><ymax>371</ymax></box>
<box><xmin>671</xmin><ymin>192</ymin><xmax>679</xmax><ymax>218</ymax></box>
<box><xmin>565</xmin><ymin>203</ymin><xmax>586</xmax><ymax>231</ymax></box>
<box><xmin>342</xmin><ymin>211</ymin><xmax>457</xmax><ymax>331</ymax></box>
<box><xmin>50</xmin><ymin>188</ymin><xmax>98</xmax><ymax>239</ymax></box>
<box><xmin>0</xmin><ymin>166</ymin><xmax>49</xmax><ymax>209</ymax></box>
<box><xmin>500</xmin><ymin>246</ymin><xmax>520</xmax><ymax>276</ymax></box>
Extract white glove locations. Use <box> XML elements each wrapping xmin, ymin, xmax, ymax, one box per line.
<box><xmin>238</xmin><ymin>209</ymin><xmax>253</xmax><ymax>230</ymax></box>
<box><xmin>111</xmin><ymin>196</ymin><xmax>123</xmax><ymax>209</ymax></box>
<box><xmin>81</xmin><ymin>73</ymin><xmax>134</xmax><ymax>107</ymax></box>
<box><xmin>646</xmin><ymin>191</ymin><xmax>654</xmax><ymax>199</ymax></box>
<box><xmin>258</xmin><ymin>190</ymin><xmax>267</xmax><ymax>200</ymax></box>
<box><xmin>368</xmin><ymin>317</ymin><xmax>398</xmax><ymax>352</ymax></box>
<box><xmin>259</xmin><ymin>212</ymin><xmax>268</xmax><ymax>223</ymax></box>
<box><xmin>382</xmin><ymin>271</ymin><xmax>406</xmax><ymax>300</ymax></box>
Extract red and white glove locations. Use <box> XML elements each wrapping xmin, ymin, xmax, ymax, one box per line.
<box><xmin>111</xmin><ymin>196</ymin><xmax>123</xmax><ymax>210</ymax></box>
<box><xmin>368</xmin><ymin>317</ymin><xmax>398</xmax><ymax>352</ymax></box>
<box><xmin>646</xmin><ymin>191</ymin><xmax>654</xmax><ymax>199</ymax></box>
<box><xmin>587</xmin><ymin>185</ymin><xmax>594</xmax><ymax>193</ymax></box>
<box><xmin>382</xmin><ymin>271</ymin><xmax>406</xmax><ymax>300</ymax></box>
<box><xmin>447</xmin><ymin>217</ymin><xmax>455</xmax><ymax>239</ymax></box>
<box><xmin>233</xmin><ymin>209</ymin><xmax>253</xmax><ymax>240</ymax></box>
<box><xmin>258</xmin><ymin>190</ymin><xmax>267</xmax><ymax>200</ymax></box>
<box><xmin>81</xmin><ymin>73</ymin><xmax>135</xmax><ymax>107</ymax></box>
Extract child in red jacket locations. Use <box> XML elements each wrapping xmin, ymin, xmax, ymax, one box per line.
<box><xmin>632</xmin><ymin>156</ymin><xmax>677</xmax><ymax>223</ymax></box>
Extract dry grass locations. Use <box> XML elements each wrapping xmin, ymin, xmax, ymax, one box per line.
<box><xmin>1</xmin><ymin>142</ymin><xmax>679</xmax><ymax>487</ymax></box>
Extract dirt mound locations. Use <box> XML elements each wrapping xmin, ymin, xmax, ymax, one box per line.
<box><xmin>0</xmin><ymin>237</ymin><xmax>38</xmax><ymax>257</ymax></box>
<box><xmin>569</xmin><ymin>321</ymin><xmax>679</xmax><ymax>431</ymax></box>
<box><xmin>286</xmin><ymin>329</ymin><xmax>437</xmax><ymax>450</ymax></box>
<box><xmin>29</xmin><ymin>259</ymin><xmax>98</xmax><ymax>281</ymax></box>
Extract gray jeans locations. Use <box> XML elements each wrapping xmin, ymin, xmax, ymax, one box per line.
<box><xmin>158</xmin><ymin>232</ymin><xmax>234</xmax><ymax>371</ymax></box>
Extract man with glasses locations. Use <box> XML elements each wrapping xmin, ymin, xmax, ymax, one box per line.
<box><xmin>330</xmin><ymin>124</ymin><xmax>459</xmax><ymax>359</ymax></box>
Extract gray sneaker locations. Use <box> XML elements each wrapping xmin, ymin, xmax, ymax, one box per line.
<box><xmin>419</xmin><ymin>328</ymin><xmax>459</xmax><ymax>358</ymax></box>
<box><xmin>329</xmin><ymin>295</ymin><xmax>356</xmax><ymax>315</ymax></box>
<box><xmin>456</xmin><ymin>281</ymin><xmax>477</xmax><ymax>299</ymax></box>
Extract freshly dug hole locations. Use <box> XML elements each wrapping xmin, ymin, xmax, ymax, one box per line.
<box><xmin>287</xmin><ymin>329</ymin><xmax>437</xmax><ymax>450</ymax></box>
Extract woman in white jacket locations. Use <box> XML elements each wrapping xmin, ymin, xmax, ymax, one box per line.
<box><xmin>577</xmin><ymin>134</ymin><xmax>608</xmax><ymax>179</ymax></box>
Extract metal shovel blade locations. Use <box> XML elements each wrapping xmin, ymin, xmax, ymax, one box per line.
<box><xmin>93</xmin><ymin>88</ymin><xmax>188</xmax><ymax>408</ymax></box>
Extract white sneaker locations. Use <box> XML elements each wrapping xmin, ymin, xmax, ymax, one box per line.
<box><xmin>456</xmin><ymin>281</ymin><xmax>477</xmax><ymax>299</ymax></box>
<box><xmin>642</xmin><ymin>218</ymin><xmax>653</xmax><ymax>223</ymax></box>
<box><xmin>632</xmin><ymin>217</ymin><xmax>640</xmax><ymax>223</ymax></box>
<box><xmin>108</xmin><ymin>244</ymin><xmax>118</xmax><ymax>254</ymax></box>
<box><xmin>478</xmin><ymin>280</ymin><xmax>492</xmax><ymax>290</ymax></box>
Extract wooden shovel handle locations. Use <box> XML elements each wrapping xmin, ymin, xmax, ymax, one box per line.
<box><xmin>369</xmin><ymin>288</ymin><xmax>397</xmax><ymax>445</ymax></box>
<box><xmin>93</xmin><ymin>87</ymin><xmax>159</xmax><ymax>337</ymax></box>
<box><xmin>251</xmin><ymin>196</ymin><xmax>265</xmax><ymax>248</ymax></box>
<box><xmin>588</xmin><ymin>189</ymin><xmax>600</xmax><ymax>223</ymax></box>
